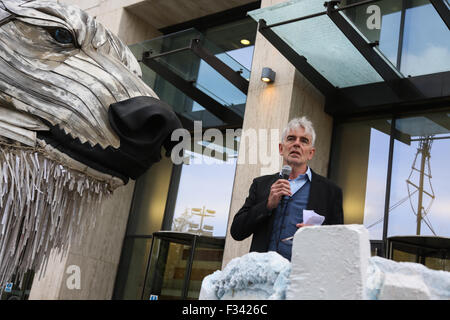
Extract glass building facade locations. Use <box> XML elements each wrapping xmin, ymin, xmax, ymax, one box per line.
<box><xmin>329</xmin><ymin>110</ymin><xmax>450</xmax><ymax>242</ymax></box>
<box><xmin>113</xmin><ymin>0</ymin><xmax>449</xmax><ymax>299</ymax></box>
<box><xmin>113</xmin><ymin>12</ymin><xmax>257</xmax><ymax>299</ymax></box>
<box><xmin>342</xmin><ymin>0</ymin><xmax>450</xmax><ymax>76</ymax></box>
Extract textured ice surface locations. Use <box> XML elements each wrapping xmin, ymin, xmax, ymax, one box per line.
<box><xmin>365</xmin><ymin>256</ymin><xmax>450</xmax><ymax>300</ymax></box>
<box><xmin>287</xmin><ymin>225</ymin><xmax>370</xmax><ymax>300</ymax></box>
<box><xmin>200</xmin><ymin>252</ymin><xmax>450</xmax><ymax>300</ymax></box>
<box><xmin>199</xmin><ymin>251</ymin><xmax>291</xmax><ymax>300</ymax></box>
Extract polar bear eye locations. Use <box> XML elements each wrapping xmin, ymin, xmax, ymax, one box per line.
<box><xmin>47</xmin><ymin>27</ymin><xmax>75</xmax><ymax>45</ymax></box>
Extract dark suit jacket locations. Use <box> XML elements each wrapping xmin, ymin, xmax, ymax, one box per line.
<box><xmin>230</xmin><ymin>169</ymin><xmax>344</xmax><ymax>253</ymax></box>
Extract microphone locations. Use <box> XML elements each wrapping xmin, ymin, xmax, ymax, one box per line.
<box><xmin>280</xmin><ymin>165</ymin><xmax>292</xmax><ymax>208</ymax></box>
<box><xmin>281</xmin><ymin>165</ymin><xmax>292</xmax><ymax>180</ymax></box>
<box><xmin>276</xmin><ymin>165</ymin><xmax>292</xmax><ymax>251</ymax></box>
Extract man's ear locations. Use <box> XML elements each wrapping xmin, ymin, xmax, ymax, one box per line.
<box><xmin>308</xmin><ymin>147</ymin><xmax>316</xmax><ymax>160</ymax></box>
<box><xmin>279</xmin><ymin>142</ymin><xmax>283</xmax><ymax>155</ymax></box>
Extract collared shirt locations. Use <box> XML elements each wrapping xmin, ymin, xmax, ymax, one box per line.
<box><xmin>268</xmin><ymin>167</ymin><xmax>312</xmax><ymax>261</ymax></box>
<box><xmin>283</xmin><ymin>166</ymin><xmax>312</xmax><ymax>196</ymax></box>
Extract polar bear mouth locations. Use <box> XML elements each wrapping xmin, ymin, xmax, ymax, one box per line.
<box><xmin>34</xmin><ymin>96</ymin><xmax>183</xmax><ymax>186</ymax></box>
<box><xmin>36</xmin><ymin>122</ymin><xmax>129</xmax><ymax>184</ymax></box>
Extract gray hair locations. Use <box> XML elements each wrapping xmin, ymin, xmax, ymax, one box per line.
<box><xmin>281</xmin><ymin>117</ymin><xmax>316</xmax><ymax>146</ymax></box>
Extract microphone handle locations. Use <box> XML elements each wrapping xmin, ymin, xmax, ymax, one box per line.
<box><xmin>281</xmin><ymin>174</ymin><xmax>290</xmax><ymax>203</ymax></box>
<box><xmin>280</xmin><ymin>175</ymin><xmax>290</xmax><ymax>208</ymax></box>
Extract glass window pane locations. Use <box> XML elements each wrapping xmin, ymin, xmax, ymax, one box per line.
<box><xmin>388</xmin><ymin>110</ymin><xmax>450</xmax><ymax>237</ymax></box>
<box><xmin>113</xmin><ymin>237</ymin><xmax>153</xmax><ymax>300</ymax></box>
<box><xmin>329</xmin><ymin>118</ymin><xmax>391</xmax><ymax>240</ymax></box>
<box><xmin>392</xmin><ymin>247</ymin><xmax>417</xmax><ymax>263</ymax></box>
<box><xmin>248</xmin><ymin>0</ymin><xmax>396</xmax><ymax>88</ymax></box>
<box><xmin>341</xmin><ymin>0</ymin><xmax>402</xmax><ymax>67</ymax></box>
<box><xmin>141</xmin><ymin>234</ymin><xmax>224</xmax><ymax>300</ymax></box>
<box><xmin>425</xmin><ymin>257</ymin><xmax>450</xmax><ymax>272</ymax></box>
<box><xmin>129</xmin><ymin>17</ymin><xmax>256</xmax><ymax>128</ymax></box>
<box><xmin>171</xmin><ymin>149</ymin><xmax>237</xmax><ymax>237</ymax></box>
<box><xmin>143</xmin><ymin>239</ymin><xmax>187</xmax><ymax>300</ymax></box>
<box><xmin>400</xmin><ymin>1</ymin><xmax>450</xmax><ymax>76</ymax></box>
<box><xmin>187</xmin><ymin>245</ymin><xmax>224</xmax><ymax>299</ymax></box>
<box><xmin>125</xmin><ymin>157</ymin><xmax>173</xmax><ymax>236</ymax></box>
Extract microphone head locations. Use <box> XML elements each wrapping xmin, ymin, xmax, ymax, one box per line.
<box><xmin>281</xmin><ymin>165</ymin><xmax>292</xmax><ymax>180</ymax></box>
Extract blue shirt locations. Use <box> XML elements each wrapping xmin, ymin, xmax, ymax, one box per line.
<box><xmin>268</xmin><ymin>167</ymin><xmax>312</xmax><ymax>261</ymax></box>
<box><xmin>287</xmin><ymin>167</ymin><xmax>312</xmax><ymax>195</ymax></box>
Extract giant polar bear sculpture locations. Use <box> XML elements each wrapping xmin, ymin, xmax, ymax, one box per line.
<box><xmin>0</xmin><ymin>0</ymin><xmax>182</xmax><ymax>285</ymax></box>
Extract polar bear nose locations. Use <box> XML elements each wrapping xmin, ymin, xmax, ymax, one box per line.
<box><xmin>108</xmin><ymin>96</ymin><xmax>183</xmax><ymax>178</ymax></box>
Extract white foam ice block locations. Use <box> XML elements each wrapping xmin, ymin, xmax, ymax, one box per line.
<box><xmin>378</xmin><ymin>273</ymin><xmax>431</xmax><ymax>300</ymax></box>
<box><xmin>199</xmin><ymin>270</ymin><xmax>221</xmax><ymax>300</ymax></box>
<box><xmin>199</xmin><ymin>224</ymin><xmax>450</xmax><ymax>300</ymax></box>
<box><xmin>199</xmin><ymin>251</ymin><xmax>291</xmax><ymax>300</ymax></box>
<box><xmin>366</xmin><ymin>256</ymin><xmax>450</xmax><ymax>300</ymax></box>
<box><xmin>287</xmin><ymin>224</ymin><xmax>371</xmax><ymax>300</ymax></box>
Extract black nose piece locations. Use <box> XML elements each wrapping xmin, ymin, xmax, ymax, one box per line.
<box><xmin>108</xmin><ymin>96</ymin><xmax>183</xmax><ymax>179</ymax></box>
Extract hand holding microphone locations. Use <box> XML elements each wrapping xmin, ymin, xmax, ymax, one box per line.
<box><xmin>267</xmin><ymin>165</ymin><xmax>292</xmax><ymax>210</ymax></box>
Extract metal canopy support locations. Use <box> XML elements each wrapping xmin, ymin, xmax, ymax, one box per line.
<box><xmin>324</xmin><ymin>1</ymin><xmax>427</xmax><ymax>102</ymax></box>
<box><xmin>331</xmin><ymin>71</ymin><xmax>450</xmax><ymax>117</ymax></box>
<box><xmin>142</xmin><ymin>51</ymin><xmax>243</xmax><ymax>126</ymax></box>
<box><xmin>256</xmin><ymin>0</ymin><xmax>429</xmax><ymax>110</ymax></box>
<box><xmin>325</xmin><ymin>1</ymin><xmax>401</xmax><ymax>83</ymax></box>
<box><xmin>190</xmin><ymin>39</ymin><xmax>249</xmax><ymax>94</ymax></box>
<box><xmin>146</xmin><ymin>39</ymin><xmax>249</xmax><ymax>94</ymax></box>
<box><xmin>430</xmin><ymin>0</ymin><xmax>450</xmax><ymax>30</ymax></box>
<box><xmin>257</xmin><ymin>19</ymin><xmax>338</xmax><ymax>98</ymax></box>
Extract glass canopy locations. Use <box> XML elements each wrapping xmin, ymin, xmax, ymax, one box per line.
<box><xmin>248</xmin><ymin>0</ymin><xmax>405</xmax><ymax>88</ymax></box>
<box><xmin>130</xmin><ymin>28</ymin><xmax>251</xmax><ymax>128</ymax></box>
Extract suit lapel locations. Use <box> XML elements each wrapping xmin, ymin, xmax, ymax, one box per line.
<box><xmin>307</xmin><ymin>170</ymin><xmax>323</xmax><ymax>210</ymax></box>
<box><xmin>263</xmin><ymin>173</ymin><xmax>280</xmax><ymax>209</ymax></box>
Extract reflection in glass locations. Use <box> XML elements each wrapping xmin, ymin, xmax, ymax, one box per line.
<box><xmin>251</xmin><ymin>0</ymin><xmax>387</xmax><ymax>87</ymax></box>
<box><xmin>342</xmin><ymin>0</ymin><xmax>450</xmax><ymax>75</ymax></box>
<box><xmin>113</xmin><ymin>237</ymin><xmax>153</xmax><ymax>299</ymax></box>
<box><xmin>142</xmin><ymin>233</ymin><xmax>224</xmax><ymax>300</ymax></box>
<box><xmin>331</xmin><ymin>111</ymin><xmax>450</xmax><ymax>240</ymax></box>
<box><xmin>171</xmin><ymin>150</ymin><xmax>237</xmax><ymax>237</ymax></box>
<box><xmin>362</xmin><ymin>125</ymin><xmax>391</xmax><ymax>240</ymax></box>
<box><xmin>189</xmin><ymin>245</ymin><xmax>224</xmax><ymax>299</ymax></box>
<box><xmin>329</xmin><ymin>118</ymin><xmax>391</xmax><ymax>239</ymax></box>
<box><xmin>401</xmin><ymin>1</ymin><xmax>450</xmax><ymax>76</ymax></box>
<box><xmin>388</xmin><ymin>112</ymin><xmax>450</xmax><ymax>237</ymax></box>
<box><xmin>129</xmin><ymin>17</ymin><xmax>256</xmax><ymax>128</ymax></box>
<box><xmin>341</xmin><ymin>0</ymin><xmax>402</xmax><ymax>67</ymax></box>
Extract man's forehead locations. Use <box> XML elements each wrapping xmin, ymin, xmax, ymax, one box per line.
<box><xmin>286</xmin><ymin>126</ymin><xmax>311</xmax><ymax>137</ymax></box>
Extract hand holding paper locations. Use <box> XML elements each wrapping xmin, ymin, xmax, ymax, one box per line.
<box><xmin>281</xmin><ymin>210</ymin><xmax>325</xmax><ymax>244</ymax></box>
<box><xmin>302</xmin><ymin>210</ymin><xmax>325</xmax><ymax>226</ymax></box>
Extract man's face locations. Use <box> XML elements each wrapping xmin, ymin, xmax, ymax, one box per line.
<box><xmin>279</xmin><ymin>126</ymin><xmax>315</xmax><ymax>168</ymax></box>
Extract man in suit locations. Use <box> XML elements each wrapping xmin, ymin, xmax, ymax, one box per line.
<box><xmin>230</xmin><ymin>117</ymin><xmax>343</xmax><ymax>261</ymax></box>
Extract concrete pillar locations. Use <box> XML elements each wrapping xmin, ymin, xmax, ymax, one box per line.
<box><xmin>29</xmin><ymin>182</ymin><xmax>136</xmax><ymax>299</ymax></box>
<box><xmin>222</xmin><ymin>0</ymin><xmax>333</xmax><ymax>267</ymax></box>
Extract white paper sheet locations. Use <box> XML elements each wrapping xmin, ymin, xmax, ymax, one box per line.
<box><xmin>302</xmin><ymin>210</ymin><xmax>325</xmax><ymax>225</ymax></box>
<box><xmin>281</xmin><ymin>210</ymin><xmax>326</xmax><ymax>244</ymax></box>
